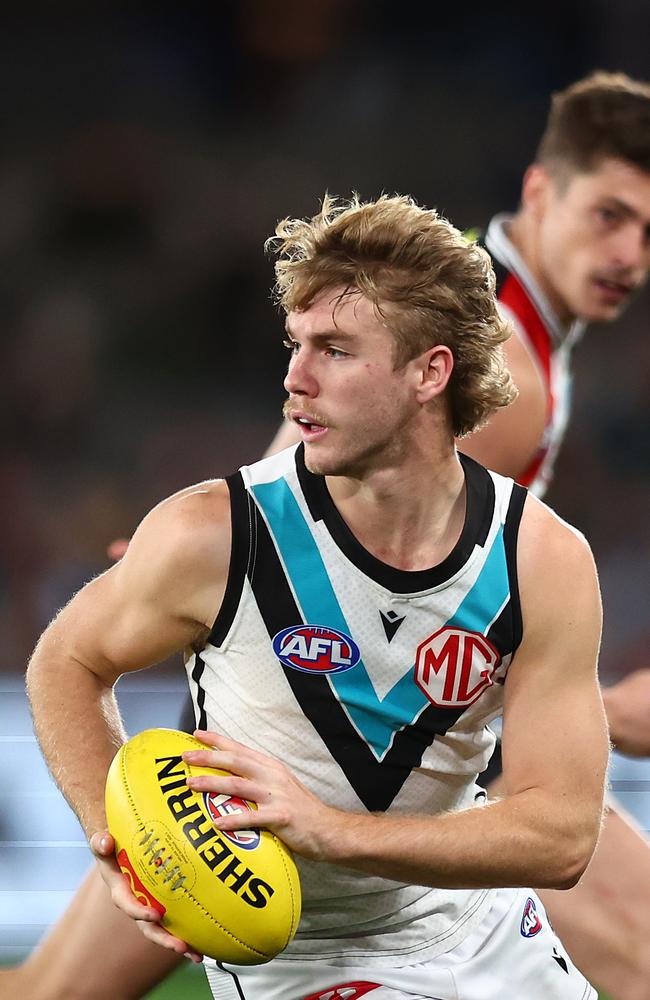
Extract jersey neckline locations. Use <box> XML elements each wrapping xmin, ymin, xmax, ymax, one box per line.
<box><xmin>295</xmin><ymin>445</ymin><xmax>495</xmax><ymax>594</ymax></box>
<box><xmin>485</xmin><ymin>213</ymin><xmax>585</xmax><ymax>350</ymax></box>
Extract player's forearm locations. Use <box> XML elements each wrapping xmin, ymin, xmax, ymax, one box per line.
<box><xmin>322</xmin><ymin>790</ymin><xmax>601</xmax><ymax>891</ymax></box>
<box><xmin>26</xmin><ymin>634</ymin><xmax>126</xmax><ymax>838</ymax></box>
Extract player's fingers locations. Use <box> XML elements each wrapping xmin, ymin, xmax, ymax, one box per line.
<box><xmin>109</xmin><ymin>879</ymin><xmax>162</xmax><ymax>922</ymax></box>
<box><xmin>185</xmin><ymin>772</ymin><xmax>267</xmax><ymax>806</ymax></box>
<box><xmin>135</xmin><ymin>918</ymin><xmax>201</xmax><ymax>961</ymax></box>
<box><xmin>185</xmin><ymin>736</ymin><xmax>279</xmax><ymax>779</ymax></box>
<box><xmin>135</xmin><ymin>919</ymin><xmax>184</xmax><ymax>949</ymax></box>
<box><xmin>191</xmin><ymin>730</ymin><xmax>266</xmax><ymax>760</ymax></box>
<box><xmin>93</xmin><ymin>848</ymin><xmax>162</xmax><ymax>921</ymax></box>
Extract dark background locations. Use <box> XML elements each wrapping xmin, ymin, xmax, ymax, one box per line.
<box><xmin>1</xmin><ymin>1</ymin><xmax>649</xmax><ymax>686</ymax></box>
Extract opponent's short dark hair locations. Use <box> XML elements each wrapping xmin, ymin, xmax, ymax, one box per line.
<box><xmin>536</xmin><ymin>71</ymin><xmax>650</xmax><ymax>177</ymax></box>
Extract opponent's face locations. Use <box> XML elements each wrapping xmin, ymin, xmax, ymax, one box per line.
<box><xmin>283</xmin><ymin>289</ymin><xmax>431</xmax><ymax>477</ymax></box>
<box><xmin>531</xmin><ymin>158</ymin><xmax>650</xmax><ymax>323</ymax></box>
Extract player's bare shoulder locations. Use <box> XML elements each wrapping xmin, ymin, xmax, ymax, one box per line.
<box><xmin>518</xmin><ymin>493</ymin><xmax>596</xmax><ymax>569</ymax></box>
<box><xmin>117</xmin><ymin>478</ymin><xmax>232</xmax><ymax>632</ymax></box>
<box><xmin>516</xmin><ymin>494</ymin><xmax>602</xmax><ymax>637</ymax></box>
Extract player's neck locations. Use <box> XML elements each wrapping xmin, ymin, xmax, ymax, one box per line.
<box><xmin>326</xmin><ymin>444</ymin><xmax>467</xmax><ymax>573</ymax></box>
<box><xmin>507</xmin><ymin>211</ymin><xmax>575</xmax><ymax>326</ymax></box>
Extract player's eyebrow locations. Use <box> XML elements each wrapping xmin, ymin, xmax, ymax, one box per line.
<box><xmin>605</xmin><ymin>196</ymin><xmax>635</xmax><ymax>214</ymax></box>
<box><xmin>284</xmin><ymin>319</ymin><xmax>357</xmax><ymax>345</ymax></box>
<box><xmin>601</xmin><ymin>195</ymin><xmax>647</xmax><ymax>222</ymax></box>
<box><xmin>600</xmin><ymin>196</ymin><xmax>650</xmax><ymax>239</ymax></box>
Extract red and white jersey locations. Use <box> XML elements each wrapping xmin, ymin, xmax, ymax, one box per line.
<box><xmin>483</xmin><ymin>215</ymin><xmax>585</xmax><ymax>498</ymax></box>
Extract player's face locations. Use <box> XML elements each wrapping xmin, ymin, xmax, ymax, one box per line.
<box><xmin>535</xmin><ymin>158</ymin><xmax>650</xmax><ymax>323</ymax></box>
<box><xmin>283</xmin><ymin>289</ymin><xmax>422</xmax><ymax>477</ymax></box>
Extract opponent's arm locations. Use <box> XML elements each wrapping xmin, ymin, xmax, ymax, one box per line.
<box><xmin>186</xmin><ymin>497</ymin><xmax>608</xmax><ymax>891</ymax></box>
<box><xmin>458</xmin><ymin>324</ymin><xmax>546</xmax><ymax>479</ymax></box>
<box><xmin>602</xmin><ymin>668</ymin><xmax>650</xmax><ymax>756</ymax></box>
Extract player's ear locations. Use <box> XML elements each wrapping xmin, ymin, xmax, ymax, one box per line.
<box><xmin>416</xmin><ymin>345</ymin><xmax>453</xmax><ymax>404</ymax></box>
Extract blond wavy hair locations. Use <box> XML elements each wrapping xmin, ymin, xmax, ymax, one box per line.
<box><xmin>267</xmin><ymin>193</ymin><xmax>516</xmax><ymax>438</ymax></box>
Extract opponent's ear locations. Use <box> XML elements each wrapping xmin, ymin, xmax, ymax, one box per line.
<box><xmin>521</xmin><ymin>164</ymin><xmax>553</xmax><ymax>217</ymax></box>
<box><xmin>416</xmin><ymin>345</ymin><xmax>454</xmax><ymax>404</ymax></box>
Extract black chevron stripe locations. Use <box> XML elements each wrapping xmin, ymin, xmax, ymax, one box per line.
<box><xmin>246</xmin><ymin>493</ymin><xmax>468</xmax><ymax>812</ymax></box>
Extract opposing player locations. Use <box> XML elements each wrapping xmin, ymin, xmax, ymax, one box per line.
<box><xmin>466</xmin><ymin>71</ymin><xmax>650</xmax><ymax>1000</ymax></box>
<box><xmin>25</xmin><ymin>194</ymin><xmax>607</xmax><ymax>1000</ymax></box>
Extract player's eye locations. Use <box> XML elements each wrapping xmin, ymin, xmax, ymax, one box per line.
<box><xmin>597</xmin><ymin>206</ymin><xmax>620</xmax><ymax>225</ymax></box>
<box><xmin>282</xmin><ymin>338</ymin><xmax>299</xmax><ymax>353</ymax></box>
<box><xmin>324</xmin><ymin>346</ymin><xmax>349</xmax><ymax>359</ymax></box>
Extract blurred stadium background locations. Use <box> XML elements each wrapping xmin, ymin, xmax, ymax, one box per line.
<box><xmin>1</xmin><ymin>4</ymin><xmax>648</xmax><ymax>998</ymax></box>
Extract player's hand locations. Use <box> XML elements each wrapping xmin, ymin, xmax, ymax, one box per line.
<box><xmin>603</xmin><ymin>669</ymin><xmax>650</xmax><ymax>756</ymax></box>
<box><xmin>183</xmin><ymin>731</ymin><xmax>344</xmax><ymax>861</ymax></box>
<box><xmin>107</xmin><ymin>538</ymin><xmax>130</xmax><ymax>561</ymax></box>
<box><xmin>89</xmin><ymin>830</ymin><xmax>203</xmax><ymax>963</ymax></box>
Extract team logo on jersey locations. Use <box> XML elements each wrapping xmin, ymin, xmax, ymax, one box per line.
<box><xmin>520</xmin><ymin>896</ymin><xmax>543</xmax><ymax>938</ymax></box>
<box><xmin>302</xmin><ymin>983</ymin><xmax>381</xmax><ymax>1000</ymax></box>
<box><xmin>414</xmin><ymin>626</ymin><xmax>501</xmax><ymax>708</ymax></box>
<box><xmin>273</xmin><ymin>625</ymin><xmax>360</xmax><ymax>675</ymax></box>
<box><xmin>379</xmin><ymin>609</ymin><xmax>405</xmax><ymax>643</ymax></box>
<box><xmin>203</xmin><ymin>792</ymin><xmax>260</xmax><ymax>850</ymax></box>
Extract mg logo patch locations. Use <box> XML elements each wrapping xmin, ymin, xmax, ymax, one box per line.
<box><xmin>414</xmin><ymin>627</ymin><xmax>500</xmax><ymax>707</ymax></box>
<box><xmin>273</xmin><ymin>624</ymin><xmax>360</xmax><ymax>674</ymax></box>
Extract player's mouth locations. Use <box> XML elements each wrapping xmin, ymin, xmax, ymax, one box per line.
<box><xmin>289</xmin><ymin>410</ymin><xmax>330</xmax><ymax>441</ymax></box>
<box><xmin>592</xmin><ymin>277</ymin><xmax>635</xmax><ymax>305</ymax></box>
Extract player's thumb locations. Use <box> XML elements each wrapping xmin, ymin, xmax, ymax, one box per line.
<box><xmin>89</xmin><ymin>830</ymin><xmax>115</xmax><ymax>857</ymax></box>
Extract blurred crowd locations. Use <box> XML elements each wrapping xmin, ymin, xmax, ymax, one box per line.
<box><xmin>1</xmin><ymin>2</ymin><xmax>648</xmax><ymax>685</ymax></box>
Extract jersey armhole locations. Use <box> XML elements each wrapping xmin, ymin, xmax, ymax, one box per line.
<box><xmin>208</xmin><ymin>471</ymin><xmax>251</xmax><ymax>647</ymax></box>
<box><xmin>504</xmin><ymin>483</ymin><xmax>527</xmax><ymax>651</ymax></box>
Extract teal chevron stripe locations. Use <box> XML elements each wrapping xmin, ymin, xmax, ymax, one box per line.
<box><xmin>252</xmin><ymin>477</ymin><xmax>508</xmax><ymax>758</ymax></box>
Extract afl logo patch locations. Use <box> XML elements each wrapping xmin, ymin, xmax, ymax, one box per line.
<box><xmin>203</xmin><ymin>792</ymin><xmax>260</xmax><ymax>850</ymax></box>
<box><xmin>520</xmin><ymin>896</ymin><xmax>543</xmax><ymax>938</ymax></box>
<box><xmin>273</xmin><ymin>624</ymin><xmax>360</xmax><ymax>674</ymax></box>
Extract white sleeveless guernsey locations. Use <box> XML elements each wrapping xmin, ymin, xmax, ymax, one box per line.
<box><xmin>185</xmin><ymin>445</ymin><xmax>527</xmax><ymax>966</ymax></box>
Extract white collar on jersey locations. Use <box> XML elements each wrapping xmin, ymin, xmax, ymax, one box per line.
<box><xmin>485</xmin><ymin>213</ymin><xmax>585</xmax><ymax>350</ymax></box>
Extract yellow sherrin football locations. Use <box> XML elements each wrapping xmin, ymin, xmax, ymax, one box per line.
<box><xmin>105</xmin><ymin>728</ymin><xmax>301</xmax><ymax>964</ymax></box>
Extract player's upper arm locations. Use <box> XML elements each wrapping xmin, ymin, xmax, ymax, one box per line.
<box><xmin>500</xmin><ymin>497</ymin><xmax>608</xmax><ymax>869</ymax></box>
<box><xmin>458</xmin><ymin>325</ymin><xmax>546</xmax><ymax>478</ymax></box>
<box><xmin>41</xmin><ymin>480</ymin><xmax>232</xmax><ymax>687</ymax></box>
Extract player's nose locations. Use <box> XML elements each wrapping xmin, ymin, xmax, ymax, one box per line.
<box><xmin>610</xmin><ymin>221</ymin><xmax>647</xmax><ymax>272</ymax></box>
<box><xmin>284</xmin><ymin>352</ymin><xmax>319</xmax><ymax>397</ymax></box>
